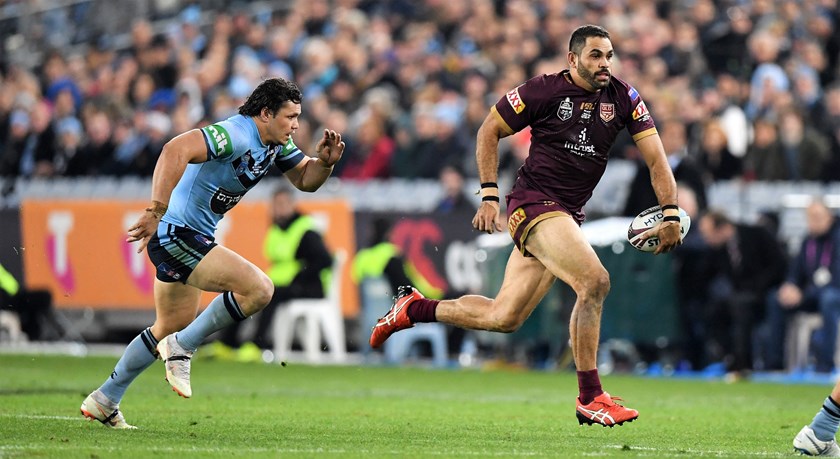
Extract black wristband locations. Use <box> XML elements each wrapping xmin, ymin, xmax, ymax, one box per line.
<box><xmin>663</xmin><ymin>215</ymin><xmax>681</xmax><ymax>223</ymax></box>
<box><xmin>661</xmin><ymin>204</ymin><xmax>679</xmax><ymax>211</ymax></box>
<box><xmin>482</xmin><ymin>195</ymin><xmax>500</xmax><ymax>202</ymax></box>
<box><xmin>480</xmin><ymin>182</ymin><xmax>498</xmax><ymax>189</ymax></box>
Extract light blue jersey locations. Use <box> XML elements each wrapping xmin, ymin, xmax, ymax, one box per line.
<box><xmin>162</xmin><ymin>114</ymin><xmax>304</xmax><ymax>236</ymax></box>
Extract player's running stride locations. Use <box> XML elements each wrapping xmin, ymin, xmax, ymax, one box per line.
<box><xmin>81</xmin><ymin>78</ymin><xmax>344</xmax><ymax>428</ymax></box>
<box><xmin>370</xmin><ymin>25</ymin><xmax>682</xmax><ymax>427</ymax></box>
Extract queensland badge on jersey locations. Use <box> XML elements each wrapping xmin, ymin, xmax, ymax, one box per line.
<box><xmin>600</xmin><ymin>103</ymin><xmax>615</xmax><ymax>123</ymax></box>
<box><xmin>506</xmin><ymin>87</ymin><xmax>526</xmax><ymax>114</ymax></box>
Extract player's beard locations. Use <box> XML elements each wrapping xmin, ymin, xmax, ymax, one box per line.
<box><xmin>577</xmin><ymin>66</ymin><xmax>610</xmax><ymax>90</ymax></box>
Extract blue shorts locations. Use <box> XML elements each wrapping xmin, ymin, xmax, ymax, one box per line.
<box><xmin>147</xmin><ymin>223</ymin><xmax>217</xmax><ymax>283</ymax></box>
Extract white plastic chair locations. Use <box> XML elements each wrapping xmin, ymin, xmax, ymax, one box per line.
<box><xmin>272</xmin><ymin>250</ymin><xmax>347</xmax><ymax>364</ymax></box>
<box><xmin>785</xmin><ymin>312</ymin><xmax>823</xmax><ymax>371</ymax></box>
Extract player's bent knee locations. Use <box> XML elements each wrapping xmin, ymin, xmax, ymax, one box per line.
<box><xmin>579</xmin><ymin>269</ymin><xmax>610</xmax><ymax>304</ymax></box>
<box><xmin>253</xmin><ymin>273</ymin><xmax>275</xmax><ymax>308</ymax></box>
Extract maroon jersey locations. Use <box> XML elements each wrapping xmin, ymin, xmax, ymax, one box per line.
<box><xmin>494</xmin><ymin>70</ymin><xmax>657</xmax><ymax>223</ymax></box>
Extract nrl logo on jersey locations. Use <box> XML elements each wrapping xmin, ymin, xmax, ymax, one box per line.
<box><xmin>557</xmin><ymin>97</ymin><xmax>573</xmax><ymax>121</ymax></box>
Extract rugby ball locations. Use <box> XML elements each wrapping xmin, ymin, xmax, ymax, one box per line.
<box><xmin>627</xmin><ymin>205</ymin><xmax>691</xmax><ymax>252</ymax></box>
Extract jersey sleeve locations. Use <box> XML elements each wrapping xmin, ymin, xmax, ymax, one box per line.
<box><xmin>623</xmin><ymin>85</ymin><xmax>658</xmax><ymax>142</ymax></box>
<box><xmin>273</xmin><ymin>137</ymin><xmax>305</xmax><ymax>173</ymax></box>
<box><xmin>199</xmin><ymin>120</ymin><xmax>248</xmax><ymax>162</ymax></box>
<box><xmin>493</xmin><ymin>75</ymin><xmax>551</xmax><ymax>134</ymax></box>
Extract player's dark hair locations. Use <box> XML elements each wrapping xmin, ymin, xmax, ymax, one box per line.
<box><xmin>569</xmin><ymin>25</ymin><xmax>611</xmax><ymax>55</ymax></box>
<box><xmin>239</xmin><ymin>78</ymin><xmax>302</xmax><ymax>117</ymax></box>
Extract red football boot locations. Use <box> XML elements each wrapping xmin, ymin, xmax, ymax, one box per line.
<box><xmin>576</xmin><ymin>392</ymin><xmax>639</xmax><ymax>427</ymax></box>
<box><xmin>369</xmin><ymin>286</ymin><xmax>422</xmax><ymax>348</ymax></box>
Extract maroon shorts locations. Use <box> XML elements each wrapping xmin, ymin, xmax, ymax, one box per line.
<box><xmin>505</xmin><ymin>187</ymin><xmax>574</xmax><ymax>257</ymax></box>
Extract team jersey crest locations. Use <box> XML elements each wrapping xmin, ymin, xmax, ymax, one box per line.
<box><xmin>600</xmin><ymin>103</ymin><xmax>615</xmax><ymax>123</ymax></box>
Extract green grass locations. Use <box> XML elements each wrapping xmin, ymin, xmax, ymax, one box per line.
<box><xmin>0</xmin><ymin>353</ymin><xmax>828</xmax><ymax>457</ymax></box>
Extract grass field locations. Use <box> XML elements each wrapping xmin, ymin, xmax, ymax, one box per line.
<box><xmin>0</xmin><ymin>353</ymin><xmax>828</xmax><ymax>458</ymax></box>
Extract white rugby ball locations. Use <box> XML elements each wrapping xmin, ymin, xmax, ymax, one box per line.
<box><xmin>627</xmin><ymin>205</ymin><xmax>691</xmax><ymax>252</ymax></box>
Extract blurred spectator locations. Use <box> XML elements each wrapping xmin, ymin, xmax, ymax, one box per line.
<box><xmin>434</xmin><ymin>163</ymin><xmax>476</xmax><ymax>214</ymax></box>
<box><xmin>1</xmin><ymin>102</ymin><xmax>57</xmax><ymax>178</ymax></box>
<box><xmin>72</xmin><ymin>111</ymin><xmax>115</xmax><ymax>176</ymax></box>
<box><xmin>623</xmin><ymin>119</ymin><xmax>707</xmax><ymax>216</ymax></box>
<box><xmin>336</xmin><ymin>110</ymin><xmax>395</xmax><ymax>180</ymax></box>
<box><xmin>746</xmin><ymin>29</ymin><xmax>790</xmax><ymax>120</ymax></box>
<box><xmin>352</xmin><ymin>217</ymin><xmax>442</xmax><ymax>300</ymax></box>
<box><xmin>748</xmin><ymin>109</ymin><xmax>830</xmax><ymax>181</ymax></box>
<box><xmin>696</xmin><ymin>119</ymin><xmax>742</xmax><ymax>182</ymax></box>
<box><xmin>37</xmin><ymin>116</ymin><xmax>83</xmax><ymax>177</ymax></box>
<box><xmin>0</xmin><ymin>1</ymin><xmax>834</xmax><ymax>187</ymax></box>
<box><xmin>760</xmin><ymin>199</ymin><xmax>840</xmax><ymax>372</ymax></box>
<box><xmin>698</xmin><ymin>210</ymin><xmax>787</xmax><ymax>373</ymax></box>
<box><xmin>673</xmin><ymin>184</ymin><xmax>713</xmax><ymax>370</ymax></box>
<box><xmin>392</xmin><ymin>103</ymin><xmax>459</xmax><ymax>179</ymax></box>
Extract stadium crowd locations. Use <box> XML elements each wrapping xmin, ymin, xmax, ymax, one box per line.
<box><xmin>2</xmin><ymin>0</ymin><xmax>840</xmax><ymax>373</ymax></box>
<box><xmin>0</xmin><ymin>0</ymin><xmax>838</xmax><ymax>184</ymax></box>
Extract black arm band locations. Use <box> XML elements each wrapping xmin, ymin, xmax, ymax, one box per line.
<box><xmin>661</xmin><ymin>204</ymin><xmax>679</xmax><ymax>211</ymax></box>
<box><xmin>663</xmin><ymin>215</ymin><xmax>681</xmax><ymax>223</ymax></box>
<box><xmin>482</xmin><ymin>195</ymin><xmax>500</xmax><ymax>202</ymax></box>
<box><xmin>480</xmin><ymin>182</ymin><xmax>498</xmax><ymax>189</ymax></box>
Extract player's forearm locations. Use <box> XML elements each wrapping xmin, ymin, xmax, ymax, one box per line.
<box><xmin>149</xmin><ymin>143</ymin><xmax>190</xmax><ymax>212</ymax></box>
<box><xmin>296</xmin><ymin>157</ymin><xmax>333</xmax><ymax>192</ymax></box>
<box><xmin>648</xmin><ymin>159</ymin><xmax>678</xmax><ymax>216</ymax></box>
<box><xmin>475</xmin><ymin>123</ymin><xmax>501</xmax><ymax>185</ymax></box>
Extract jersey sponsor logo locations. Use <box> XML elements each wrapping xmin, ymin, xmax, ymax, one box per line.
<box><xmin>557</xmin><ymin>97</ymin><xmax>573</xmax><ymax>121</ymax></box>
<box><xmin>210</xmin><ymin>187</ymin><xmax>246</xmax><ymax>214</ymax></box>
<box><xmin>203</xmin><ymin>124</ymin><xmax>234</xmax><ymax>158</ymax></box>
<box><xmin>579</xmin><ymin>102</ymin><xmax>595</xmax><ymax>110</ymax></box>
<box><xmin>508</xmin><ymin>207</ymin><xmax>527</xmax><ymax>235</ymax></box>
<box><xmin>506</xmin><ymin>87</ymin><xmax>526</xmax><ymax>114</ymax></box>
<box><xmin>628</xmin><ymin>86</ymin><xmax>640</xmax><ymax>102</ymax></box>
<box><xmin>563</xmin><ymin>127</ymin><xmax>599</xmax><ymax>157</ymax></box>
<box><xmin>600</xmin><ymin>103</ymin><xmax>615</xmax><ymax>122</ymax></box>
<box><xmin>632</xmin><ymin>101</ymin><xmax>649</xmax><ymax>121</ymax></box>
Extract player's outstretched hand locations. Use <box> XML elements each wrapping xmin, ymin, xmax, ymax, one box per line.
<box><xmin>645</xmin><ymin>220</ymin><xmax>681</xmax><ymax>255</ymax></box>
<box><xmin>316</xmin><ymin>129</ymin><xmax>345</xmax><ymax>166</ymax></box>
<box><xmin>126</xmin><ymin>212</ymin><xmax>159</xmax><ymax>254</ymax></box>
<box><xmin>472</xmin><ymin>201</ymin><xmax>503</xmax><ymax>234</ymax></box>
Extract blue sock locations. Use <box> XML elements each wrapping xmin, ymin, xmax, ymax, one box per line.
<box><xmin>176</xmin><ymin>292</ymin><xmax>246</xmax><ymax>352</ymax></box>
<box><xmin>811</xmin><ymin>396</ymin><xmax>840</xmax><ymax>441</ymax></box>
<box><xmin>99</xmin><ymin>327</ymin><xmax>159</xmax><ymax>404</ymax></box>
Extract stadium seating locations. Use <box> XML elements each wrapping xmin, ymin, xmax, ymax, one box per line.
<box><xmin>271</xmin><ymin>250</ymin><xmax>347</xmax><ymax>364</ymax></box>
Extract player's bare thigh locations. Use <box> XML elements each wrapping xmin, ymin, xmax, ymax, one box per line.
<box><xmin>524</xmin><ymin>215</ymin><xmax>608</xmax><ymax>297</ymax></box>
<box><xmin>489</xmin><ymin>248</ymin><xmax>556</xmax><ymax>329</ymax></box>
<box><xmin>185</xmin><ymin>244</ymin><xmax>273</xmax><ymax>315</ymax></box>
<box><xmin>151</xmin><ymin>279</ymin><xmax>202</xmax><ymax>338</ymax></box>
